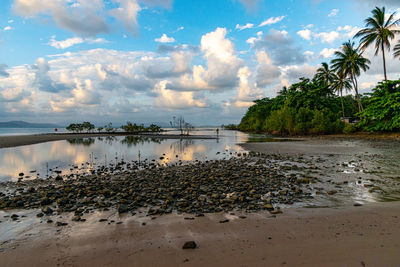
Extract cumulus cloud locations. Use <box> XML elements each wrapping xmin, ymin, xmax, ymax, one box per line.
<box><xmin>170</xmin><ymin>28</ymin><xmax>242</xmax><ymax>91</ymax></box>
<box><xmin>12</xmin><ymin>0</ymin><xmax>170</xmax><ymax>37</ymax></box>
<box><xmin>110</xmin><ymin>0</ymin><xmax>141</xmax><ymax>36</ymax></box>
<box><xmin>3</xmin><ymin>26</ymin><xmax>13</xmax><ymax>31</ymax></box>
<box><xmin>250</xmin><ymin>29</ymin><xmax>306</xmax><ymax>66</ymax></box>
<box><xmin>13</xmin><ymin>0</ymin><xmax>109</xmax><ymax>37</ymax></box>
<box><xmin>154</xmin><ymin>81</ymin><xmax>207</xmax><ymax>109</ymax></box>
<box><xmin>255</xmin><ymin>51</ymin><xmax>280</xmax><ymax>87</ymax></box>
<box><xmin>297</xmin><ymin>28</ymin><xmax>340</xmax><ymax>44</ymax></box>
<box><xmin>234</xmin><ymin>66</ymin><xmax>263</xmax><ymax>107</ymax></box>
<box><xmin>32</xmin><ymin>58</ymin><xmax>68</xmax><ymax>93</ymax></box>
<box><xmin>281</xmin><ymin>64</ymin><xmax>317</xmax><ymax>84</ymax></box>
<box><xmin>319</xmin><ymin>48</ymin><xmax>337</xmax><ymax>59</ymax></box>
<box><xmin>155</xmin><ymin>33</ymin><xmax>176</xmax><ymax>43</ymax></box>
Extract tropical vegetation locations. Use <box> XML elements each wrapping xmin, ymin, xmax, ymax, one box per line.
<box><xmin>239</xmin><ymin>6</ymin><xmax>400</xmax><ymax>135</ymax></box>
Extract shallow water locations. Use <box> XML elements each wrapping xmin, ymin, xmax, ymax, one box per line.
<box><xmin>0</xmin><ymin>129</ymin><xmax>250</xmax><ymax>182</ymax></box>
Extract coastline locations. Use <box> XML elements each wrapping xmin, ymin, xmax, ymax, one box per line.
<box><xmin>0</xmin><ymin>132</ymin><xmax>217</xmax><ymax>149</ymax></box>
<box><xmin>1</xmin><ymin>135</ymin><xmax>399</xmax><ymax>266</ymax></box>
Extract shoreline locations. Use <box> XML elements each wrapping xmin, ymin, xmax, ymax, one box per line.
<box><xmin>1</xmin><ymin>133</ymin><xmax>399</xmax><ymax>265</ymax></box>
<box><xmin>0</xmin><ymin>132</ymin><xmax>217</xmax><ymax>149</ymax></box>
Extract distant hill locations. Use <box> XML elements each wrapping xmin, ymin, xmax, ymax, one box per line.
<box><xmin>0</xmin><ymin>121</ymin><xmax>59</xmax><ymax>128</ymax></box>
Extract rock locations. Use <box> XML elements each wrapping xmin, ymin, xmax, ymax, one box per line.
<box><xmin>219</xmin><ymin>219</ymin><xmax>229</xmax><ymax>223</ymax></box>
<box><xmin>327</xmin><ymin>190</ymin><xmax>337</xmax><ymax>195</ymax></box>
<box><xmin>117</xmin><ymin>204</ymin><xmax>129</xmax><ymax>214</ymax></box>
<box><xmin>99</xmin><ymin>218</ymin><xmax>108</xmax><ymax>222</ymax></box>
<box><xmin>55</xmin><ymin>222</ymin><xmax>68</xmax><ymax>227</ymax></box>
<box><xmin>182</xmin><ymin>241</ymin><xmax>197</xmax><ymax>249</ymax></box>
<box><xmin>72</xmin><ymin>216</ymin><xmax>81</xmax><ymax>222</ymax></box>
<box><xmin>36</xmin><ymin>213</ymin><xmax>44</xmax><ymax>218</ymax></box>
<box><xmin>42</xmin><ymin>207</ymin><xmax>54</xmax><ymax>215</ymax></box>
<box><xmin>354</xmin><ymin>203</ymin><xmax>363</xmax><ymax>207</ymax></box>
<box><xmin>270</xmin><ymin>209</ymin><xmax>283</xmax><ymax>215</ymax></box>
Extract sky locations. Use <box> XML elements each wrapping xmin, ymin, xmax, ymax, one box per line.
<box><xmin>1</xmin><ymin>0</ymin><xmax>400</xmax><ymax>126</ymax></box>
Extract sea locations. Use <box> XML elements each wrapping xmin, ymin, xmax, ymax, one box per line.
<box><xmin>0</xmin><ymin>128</ymin><xmax>67</xmax><ymax>136</ymax></box>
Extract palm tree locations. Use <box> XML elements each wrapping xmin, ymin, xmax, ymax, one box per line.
<box><xmin>354</xmin><ymin>6</ymin><xmax>400</xmax><ymax>81</ymax></box>
<box><xmin>315</xmin><ymin>62</ymin><xmax>336</xmax><ymax>86</ymax></box>
<box><xmin>331</xmin><ymin>41</ymin><xmax>371</xmax><ymax>113</ymax></box>
<box><xmin>331</xmin><ymin>72</ymin><xmax>352</xmax><ymax>118</ymax></box>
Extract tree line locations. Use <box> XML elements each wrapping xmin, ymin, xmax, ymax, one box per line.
<box><xmin>239</xmin><ymin>6</ymin><xmax>400</xmax><ymax>134</ymax></box>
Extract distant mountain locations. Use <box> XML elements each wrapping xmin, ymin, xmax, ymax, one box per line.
<box><xmin>0</xmin><ymin>121</ymin><xmax>59</xmax><ymax>128</ymax></box>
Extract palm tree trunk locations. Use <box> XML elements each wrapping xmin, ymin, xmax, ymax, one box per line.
<box><xmin>340</xmin><ymin>89</ymin><xmax>345</xmax><ymax>117</ymax></box>
<box><xmin>351</xmin><ymin>75</ymin><xmax>363</xmax><ymax>113</ymax></box>
<box><xmin>382</xmin><ymin>42</ymin><xmax>387</xmax><ymax>81</ymax></box>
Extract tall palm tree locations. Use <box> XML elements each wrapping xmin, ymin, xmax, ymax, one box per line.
<box><xmin>331</xmin><ymin>41</ymin><xmax>371</xmax><ymax>113</ymax></box>
<box><xmin>315</xmin><ymin>62</ymin><xmax>336</xmax><ymax>86</ymax></box>
<box><xmin>354</xmin><ymin>6</ymin><xmax>400</xmax><ymax>81</ymax></box>
<box><xmin>331</xmin><ymin>72</ymin><xmax>352</xmax><ymax>117</ymax></box>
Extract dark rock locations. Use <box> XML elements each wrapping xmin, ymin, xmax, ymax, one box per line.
<box><xmin>182</xmin><ymin>241</ymin><xmax>197</xmax><ymax>249</ymax></box>
<box><xmin>219</xmin><ymin>219</ymin><xmax>229</xmax><ymax>223</ymax></box>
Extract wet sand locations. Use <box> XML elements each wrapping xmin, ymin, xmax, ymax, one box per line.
<box><xmin>1</xmin><ymin>202</ymin><xmax>399</xmax><ymax>266</ymax></box>
<box><xmin>0</xmin><ymin>133</ymin><xmax>216</xmax><ymax>149</ymax></box>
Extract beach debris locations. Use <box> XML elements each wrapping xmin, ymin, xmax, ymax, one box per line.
<box><xmin>182</xmin><ymin>241</ymin><xmax>197</xmax><ymax>249</ymax></box>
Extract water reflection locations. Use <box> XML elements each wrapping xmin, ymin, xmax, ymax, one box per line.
<box><xmin>121</xmin><ymin>136</ymin><xmax>162</xmax><ymax>146</ymax></box>
<box><xmin>0</xmin><ymin>129</ymin><xmax>246</xmax><ymax>182</ymax></box>
<box><xmin>67</xmin><ymin>138</ymin><xmax>96</xmax><ymax>146</ymax></box>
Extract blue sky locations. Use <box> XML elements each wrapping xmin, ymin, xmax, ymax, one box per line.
<box><xmin>1</xmin><ymin>0</ymin><xmax>400</xmax><ymax>125</ymax></box>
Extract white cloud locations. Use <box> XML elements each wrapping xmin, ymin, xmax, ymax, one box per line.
<box><xmin>176</xmin><ymin>26</ymin><xmax>184</xmax><ymax>32</ymax></box>
<box><xmin>297</xmin><ymin>29</ymin><xmax>313</xmax><ymax>40</ymax></box>
<box><xmin>246</xmin><ymin>31</ymin><xmax>263</xmax><ymax>45</ymax></box>
<box><xmin>258</xmin><ymin>16</ymin><xmax>285</xmax><ymax>27</ymax></box>
<box><xmin>319</xmin><ymin>48</ymin><xmax>337</xmax><ymax>58</ymax></box>
<box><xmin>154</xmin><ymin>81</ymin><xmax>207</xmax><ymax>109</ymax></box>
<box><xmin>13</xmin><ymin>0</ymin><xmax>109</xmax><ymax>36</ymax></box>
<box><xmin>297</xmin><ymin>28</ymin><xmax>340</xmax><ymax>44</ymax></box>
<box><xmin>328</xmin><ymin>9</ymin><xmax>339</xmax><ymax>17</ymax></box>
<box><xmin>3</xmin><ymin>26</ymin><xmax>13</xmax><ymax>31</ymax></box>
<box><xmin>110</xmin><ymin>0</ymin><xmax>141</xmax><ymax>36</ymax></box>
<box><xmin>235</xmin><ymin>23</ymin><xmax>254</xmax><ymax>31</ymax></box>
<box><xmin>304</xmin><ymin>51</ymin><xmax>314</xmax><ymax>57</ymax></box>
<box><xmin>12</xmin><ymin>0</ymin><xmax>170</xmax><ymax>37</ymax></box>
<box><xmin>155</xmin><ymin>33</ymin><xmax>176</xmax><ymax>43</ymax></box>
<box><xmin>48</xmin><ymin>36</ymin><xmax>109</xmax><ymax>49</ymax></box>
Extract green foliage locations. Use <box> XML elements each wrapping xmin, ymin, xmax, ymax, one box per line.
<box><xmin>343</xmin><ymin>123</ymin><xmax>357</xmax><ymax>134</ymax></box>
<box><xmin>358</xmin><ymin>80</ymin><xmax>400</xmax><ymax>131</ymax></box>
<box><xmin>105</xmin><ymin>123</ymin><xmax>114</xmax><ymax>133</ymax></box>
<box><xmin>239</xmin><ymin>77</ymin><xmax>350</xmax><ymax>135</ymax></box>
<box><xmin>121</xmin><ymin>122</ymin><xmax>162</xmax><ymax>132</ymax></box>
<box><xmin>222</xmin><ymin>124</ymin><xmax>238</xmax><ymax>130</ymax></box>
<box><xmin>66</xmin><ymin>122</ymin><xmax>95</xmax><ymax>133</ymax></box>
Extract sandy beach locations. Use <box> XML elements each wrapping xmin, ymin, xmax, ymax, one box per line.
<box><xmin>0</xmin><ymin>133</ymin><xmax>216</xmax><ymax>149</ymax></box>
<box><xmin>1</xmin><ymin>202</ymin><xmax>399</xmax><ymax>266</ymax></box>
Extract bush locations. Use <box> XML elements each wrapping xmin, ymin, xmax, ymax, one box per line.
<box><xmin>343</xmin><ymin>123</ymin><xmax>357</xmax><ymax>134</ymax></box>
